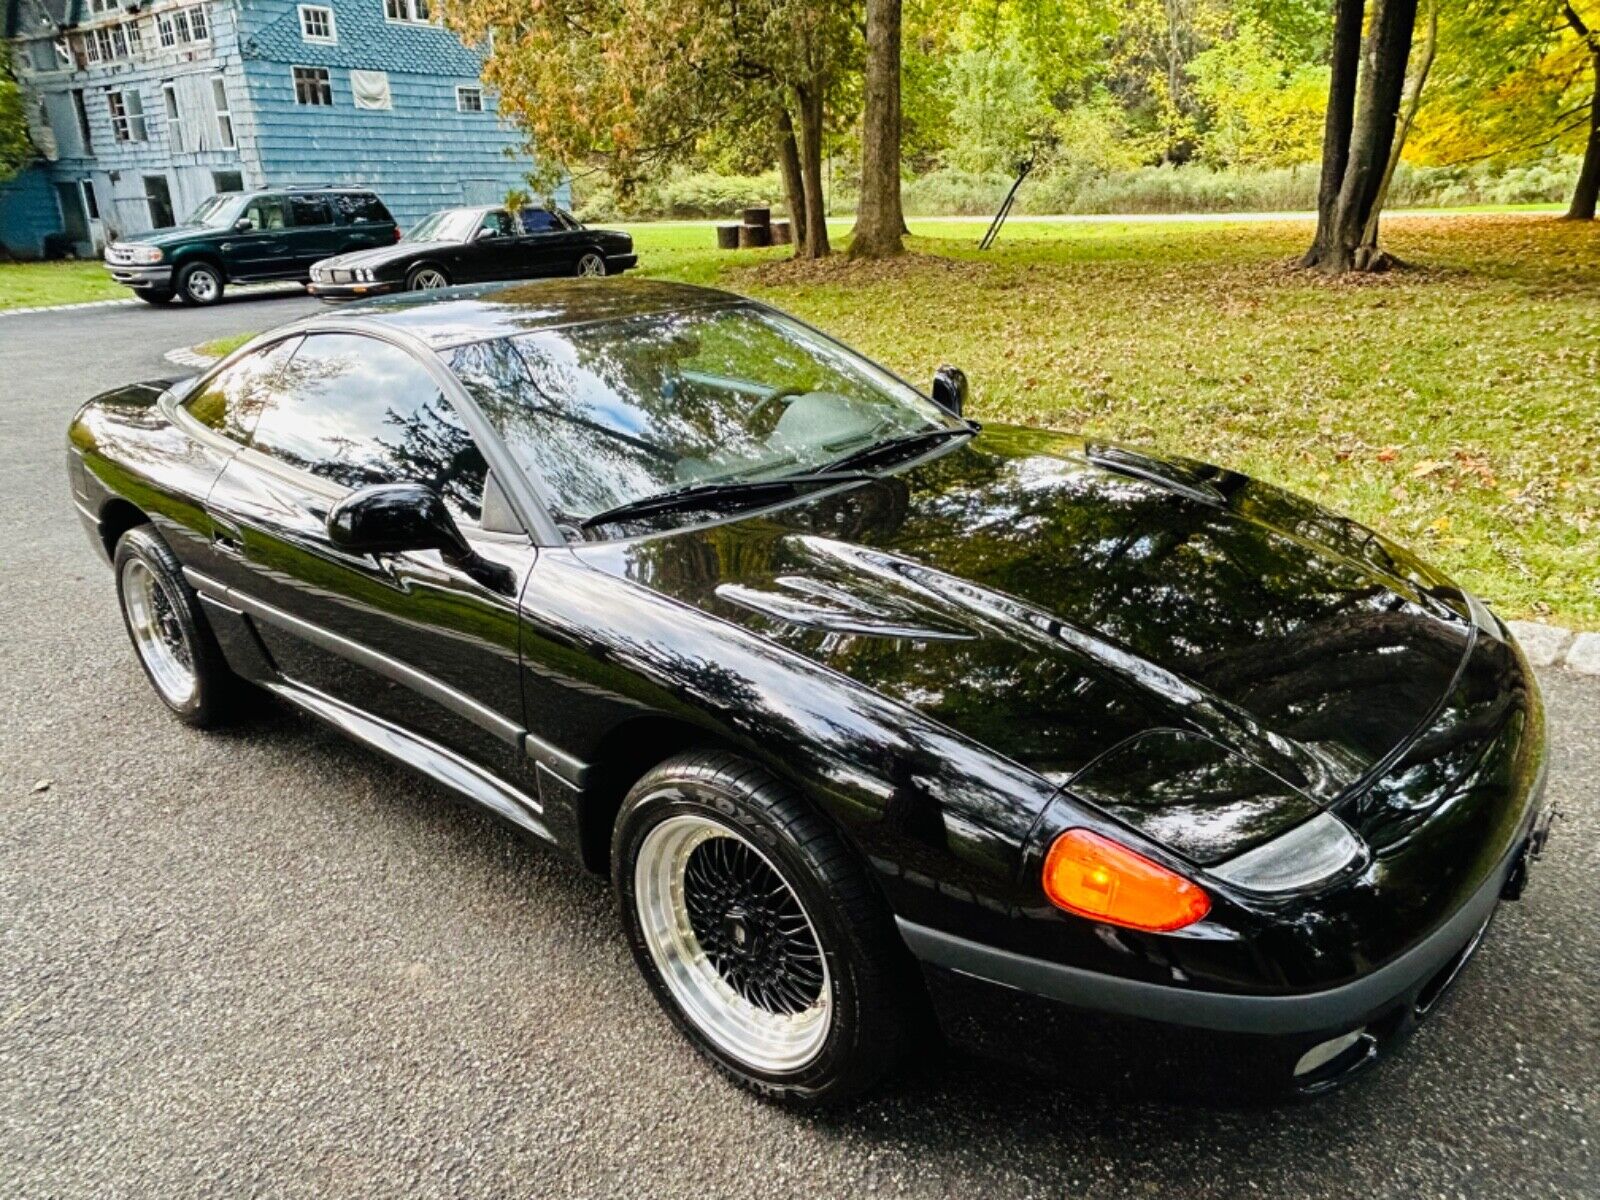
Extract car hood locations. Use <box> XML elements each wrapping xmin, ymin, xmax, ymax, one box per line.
<box><xmin>576</xmin><ymin>425</ymin><xmax>1477</xmax><ymax>863</ymax></box>
<box><xmin>116</xmin><ymin>224</ymin><xmax>218</xmax><ymax>247</ymax></box>
<box><xmin>318</xmin><ymin>242</ymin><xmax>446</xmax><ymax>271</ymax></box>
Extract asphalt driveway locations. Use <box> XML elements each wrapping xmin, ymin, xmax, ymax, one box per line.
<box><xmin>1</xmin><ymin>297</ymin><xmax>1595</xmax><ymax>1199</ymax></box>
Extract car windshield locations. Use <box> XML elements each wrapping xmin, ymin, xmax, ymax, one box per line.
<box><xmin>447</xmin><ymin>305</ymin><xmax>958</xmax><ymax>530</ymax></box>
<box><xmin>184</xmin><ymin>194</ymin><xmax>244</xmax><ymax>228</ymax></box>
<box><xmin>403</xmin><ymin>209</ymin><xmax>480</xmax><ymax>243</ymax></box>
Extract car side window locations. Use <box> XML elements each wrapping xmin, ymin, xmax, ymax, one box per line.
<box><xmin>288</xmin><ymin>194</ymin><xmax>332</xmax><ymax>227</ymax></box>
<box><xmin>247</xmin><ymin>334</ymin><xmax>490</xmax><ymax>524</ymax></box>
<box><xmin>241</xmin><ymin>195</ymin><xmax>287</xmax><ymax>231</ymax></box>
<box><xmin>183</xmin><ymin>337</ymin><xmax>302</xmax><ymax>442</ymax></box>
<box><xmin>479</xmin><ymin>210</ymin><xmax>515</xmax><ymax>239</ymax></box>
<box><xmin>520</xmin><ymin>208</ymin><xmax>559</xmax><ymax>233</ymax></box>
<box><xmin>332</xmin><ymin>192</ymin><xmax>392</xmax><ymax>225</ymax></box>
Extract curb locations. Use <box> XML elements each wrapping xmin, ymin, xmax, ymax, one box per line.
<box><xmin>3</xmin><ymin>280</ymin><xmax>304</xmax><ymax>319</ymax></box>
<box><xmin>163</xmin><ymin>344</ymin><xmax>219</xmax><ymax>369</ymax></box>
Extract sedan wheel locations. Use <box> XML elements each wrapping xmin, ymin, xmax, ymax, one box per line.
<box><xmin>576</xmin><ymin>251</ymin><xmax>607</xmax><ymax>278</ymax></box>
<box><xmin>408</xmin><ymin>266</ymin><xmax>450</xmax><ymax>291</ymax></box>
<box><xmin>614</xmin><ymin>751</ymin><xmax>915</xmax><ymax>1105</ymax></box>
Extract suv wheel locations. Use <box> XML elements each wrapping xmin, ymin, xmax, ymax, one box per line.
<box><xmin>176</xmin><ymin>262</ymin><xmax>224</xmax><ymax>306</ymax></box>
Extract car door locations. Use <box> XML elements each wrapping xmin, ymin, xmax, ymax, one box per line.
<box><xmin>458</xmin><ymin>209</ymin><xmax>528</xmax><ymax>283</ymax></box>
<box><xmin>203</xmin><ymin>331</ymin><xmax>538</xmax><ymax>791</ymax></box>
<box><xmin>517</xmin><ymin>207</ymin><xmax>583</xmax><ymax>277</ymax></box>
<box><xmin>225</xmin><ymin>194</ymin><xmax>291</xmax><ymax>279</ymax></box>
<box><xmin>285</xmin><ymin>193</ymin><xmax>339</xmax><ymax>274</ymax></box>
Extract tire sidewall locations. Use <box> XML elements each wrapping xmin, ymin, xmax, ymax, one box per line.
<box><xmin>407</xmin><ymin>264</ymin><xmax>449</xmax><ymax>291</ymax></box>
<box><xmin>577</xmin><ymin>251</ymin><xmax>606</xmax><ymax>277</ymax></box>
<box><xmin>113</xmin><ymin>527</ymin><xmax>220</xmax><ymax>726</ymax></box>
<box><xmin>613</xmin><ymin>775</ymin><xmax>871</xmax><ymax>1102</ymax></box>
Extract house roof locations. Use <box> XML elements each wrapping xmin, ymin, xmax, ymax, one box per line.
<box><xmin>4</xmin><ymin>0</ymin><xmax>78</xmax><ymax>40</ymax></box>
<box><xmin>242</xmin><ymin>4</ymin><xmax>482</xmax><ymax>76</ymax></box>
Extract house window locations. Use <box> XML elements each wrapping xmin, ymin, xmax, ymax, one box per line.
<box><xmin>212</xmin><ymin>169</ymin><xmax>244</xmax><ymax>193</ymax></box>
<box><xmin>108</xmin><ymin>89</ymin><xmax>148</xmax><ymax>142</ymax></box>
<box><xmin>456</xmin><ymin>85</ymin><xmax>482</xmax><ymax>113</ymax></box>
<box><xmin>144</xmin><ymin>174</ymin><xmax>175</xmax><ymax>228</ymax></box>
<box><xmin>86</xmin><ymin>0</ymin><xmax>117</xmax><ymax>14</ymax></box>
<box><xmin>299</xmin><ymin>5</ymin><xmax>336</xmax><ymax>43</ymax></box>
<box><xmin>350</xmin><ymin>69</ymin><xmax>392</xmax><ymax>110</ymax></box>
<box><xmin>384</xmin><ymin>0</ymin><xmax>431</xmax><ymax>23</ymax></box>
<box><xmin>81</xmin><ymin>179</ymin><xmax>101</xmax><ymax>220</ymax></box>
<box><xmin>54</xmin><ymin>38</ymin><xmax>72</xmax><ymax>68</ymax></box>
<box><xmin>293</xmin><ymin>66</ymin><xmax>333</xmax><ymax>106</ymax></box>
<box><xmin>211</xmin><ymin>75</ymin><xmax>235</xmax><ymax>147</ymax></box>
<box><xmin>162</xmin><ymin>82</ymin><xmax>184</xmax><ymax>152</ymax></box>
<box><xmin>157</xmin><ymin>6</ymin><xmax>210</xmax><ymax>49</ymax></box>
<box><xmin>72</xmin><ymin>89</ymin><xmax>92</xmax><ymax>152</ymax></box>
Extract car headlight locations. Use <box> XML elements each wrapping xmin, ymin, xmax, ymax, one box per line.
<box><xmin>1208</xmin><ymin>812</ymin><xmax>1367</xmax><ymax>894</ymax></box>
<box><xmin>359</xmin><ymin>269</ymin><xmax>374</xmax><ymax>282</ymax></box>
<box><xmin>126</xmin><ymin>245</ymin><xmax>164</xmax><ymax>264</ymax></box>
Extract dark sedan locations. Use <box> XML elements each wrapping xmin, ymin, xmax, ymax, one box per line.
<box><xmin>67</xmin><ymin>280</ymin><xmax>1550</xmax><ymax>1106</ymax></box>
<box><xmin>307</xmin><ymin>205</ymin><xmax>636</xmax><ymax>300</ymax></box>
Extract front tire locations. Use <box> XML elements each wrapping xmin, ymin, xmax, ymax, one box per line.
<box><xmin>575</xmin><ymin>251</ymin><xmax>607</xmax><ymax>278</ymax></box>
<box><xmin>134</xmin><ymin>287</ymin><xmax>173</xmax><ymax>305</ymax></box>
<box><xmin>175</xmin><ymin>262</ymin><xmax>224</xmax><ymax>306</ymax></box>
<box><xmin>406</xmin><ymin>264</ymin><xmax>450</xmax><ymax>291</ymax></box>
<box><xmin>613</xmin><ymin>751</ymin><xmax>913</xmax><ymax>1106</ymax></box>
<box><xmin>113</xmin><ymin>526</ymin><xmax>239</xmax><ymax>727</ymax></box>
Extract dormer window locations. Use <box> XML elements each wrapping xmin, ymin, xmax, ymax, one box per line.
<box><xmin>299</xmin><ymin>5</ymin><xmax>336</xmax><ymax>43</ymax></box>
<box><xmin>156</xmin><ymin>6</ymin><xmax>210</xmax><ymax>49</ymax></box>
<box><xmin>384</xmin><ymin>0</ymin><xmax>431</xmax><ymax>24</ymax></box>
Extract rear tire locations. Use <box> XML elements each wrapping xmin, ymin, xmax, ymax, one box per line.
<box><xmin>613</xmin><ymin>751</ymin><xmax>913</xmax><ymax>1106</ymax></box>
<box><xmin>134</xmin><ymin>287</ymin><xmax>173</xmax><ymax>305</ymax></box>
<box><xmin>113</xmin><ymin>526</ymin><xmax>240</xmax><ymax>728</ymax></box>
<box><xmin>176</xmin><ymin>262</ymin><xmax>224</xmax><ymax>306</ymax></box>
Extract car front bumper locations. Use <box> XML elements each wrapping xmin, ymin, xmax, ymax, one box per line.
<box><xmin>901</xmin><ymin>766</ymin><xmax>1552</xmax><ymax>1099</ymax></box>
<box><xmin>307</xmin><ymin>279</ymin><xmax>404</xmax><ymax>302</ymax></box>
<box><xmin>105</xmin><ymin>263</ymin><xmax>173</xmax><ymax>289</ymax></box>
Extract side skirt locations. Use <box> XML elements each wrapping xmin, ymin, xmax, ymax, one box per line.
<box><xmin>263</xmin><ymin>678</ymin><xmax>555</xmax><ymax>845</ymax></box>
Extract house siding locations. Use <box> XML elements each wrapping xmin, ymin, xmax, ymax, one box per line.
<box><xmin>0</xmin><ymin>164</ymin><xmax>65</xmax><ymax>259</ymax></box>
<box><xmin>2</xmin><ymin>0</ymin><xmax>543</xmax><ymax>254</ymax></box>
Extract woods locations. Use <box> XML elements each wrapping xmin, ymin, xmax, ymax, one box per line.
<box><xmin>443</xmin><ymin>0</ymin><xmax>1600</xmax><ymax>270</ymax></box>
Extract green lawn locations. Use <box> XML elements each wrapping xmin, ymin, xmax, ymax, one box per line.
<box><xmin>0</xmin><ymin>259</ymin><xmax>123</xmax><ymax>310</ymax></box>
<box><xmin>624</xmin><ymin>215</ymin><xmax>1600</xmax><ymax>628</ymax></box>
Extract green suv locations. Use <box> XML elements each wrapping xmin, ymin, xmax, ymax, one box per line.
<box><xmin>103</xmin><ymin>185</ymin><xmax>399</xmax><ymax>307</ymax></box>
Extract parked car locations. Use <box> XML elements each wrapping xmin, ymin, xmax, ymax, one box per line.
<box><xmin>68</xmin><ymin>280</ymin><xmax>1550</xmax><ymax>1107</ymax></box>
<box><xmin>103</xmin><ymin>185</ymin><xmax>399</xmax><ymax>307</ymax></box>
<box><xmin>306</xmin><ymin>205</ymin><xmax>636</xmax><ymax>300</ymax></box>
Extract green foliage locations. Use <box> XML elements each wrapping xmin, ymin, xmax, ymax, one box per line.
<box><xmin>944</xmin><ymin>30</ymin><xmax>1052</xmax><ymax>173</ymax></box>
<box><xmin>1</xmin><ymin>47</ymin><xmax>35</xmax><ymax>185</ymax></box>
<box><xmin>1189</xmin><ymin>23</ymin><xmax>1329</xmax><ymax>167</ymax></box>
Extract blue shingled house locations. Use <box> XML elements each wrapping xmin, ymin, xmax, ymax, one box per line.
<box><xmin>1</xmin><ymin>0</ymin><xmax>544</xmax><ymax>257</ymax></box>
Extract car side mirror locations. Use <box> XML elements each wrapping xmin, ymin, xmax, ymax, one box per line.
<box><xmin>233</xmin><ymin>217</ymin><xmax>253</xmax><ymax>232</ymax></box>
<box><xmin>327</xmin><ymin>483</ymin><xmax>473</xmax><ymax>562</ymax></box>
<box><xmin>932</xmin><ymin>365</ymin><xmax>968</xmax><ymax>417</ymax></box>
<box><xmin>474</xmin><ymin>226</ymin><xmax>502</xmax><ymax>241</ymax></box>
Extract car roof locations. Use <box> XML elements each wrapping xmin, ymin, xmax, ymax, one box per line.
<box><xmin>329</xmin><ymin>279</ymin><xmax>747</xmax><ymax>350</ymax></box>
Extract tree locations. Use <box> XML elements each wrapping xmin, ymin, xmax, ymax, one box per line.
<box><xmin>1</xmin><ymin>48</ymin><xmax>34</xmax><ymax>186</ymax></box>
<box><xmin>1563</xmin><ymin>2</ymin><xmax>1600</xmax><ymax>218</ymax></box>
<box><xmin>445</xmin><ymin>0</ymin><xmax>856</xmax><ymax>258</ymax></box>
<box><xmin>1301</xmin><ymin>0</ymin><xmax>1421</xmax><ymax>273</ymax></box>
<box><xmin>851</xmin><ymin>0</ymin><xmax>906</xmax><ymax>257</ymax></box>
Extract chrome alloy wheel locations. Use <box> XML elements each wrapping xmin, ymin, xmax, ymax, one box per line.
<box><xmin>120</xmin><ymin>558</ymin><xmax>196</xmax><ymax>706</ymax></box>
<box><xmin>410</xmin><ymin>268</ymin><xmax>449</xmax><ymax>290</ymax></box>
<box><xmin>576</xmin><ymin>252</ymin><xmax>606</xmax><ymax>278</ymax></box>
<box><xmin>635</xmin><ymin>814</ymin><xmax>831</xmax><ymax>1072</ymax></box>
<box><xmin>186</xmin><ymin>268</ymin><xmax>220</xmax><ymax>303</ymax></box>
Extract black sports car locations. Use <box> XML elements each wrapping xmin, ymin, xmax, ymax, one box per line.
<box><xmin>67</xmin><ymin>279</ymin><xmax>1551</xmax><ymax>1105</ymax></box>
<box><xmin>307</xmin><ymin>205</ymin><xmax>636</xmax><ymax>300</ymax></box>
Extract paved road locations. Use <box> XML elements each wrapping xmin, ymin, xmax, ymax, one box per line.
<box><xmin>2</xmin><ymin>297</ymin><xmax>1595</xmax><ymax>1199</ymax></box>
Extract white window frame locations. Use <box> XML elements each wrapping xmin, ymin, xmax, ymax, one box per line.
<box><xmin>298</xmin><ymin>4</ymin><xmax>337</xmax><ymax>43</ymax></box>
<box><xmin>156</xmin><ymin>6</ymin><xmax>211</xmax><ymax>49</ymax></box>
<box><xmin>107</xmin><ymin>88</ymin><xmax>147</xmax><ymax>142</ymax></box>
<box><xmin>455</xmin><ymin>85</ymin><xmax>483</xmax><ymax>113</ymax></box>
<box><xmin>291</xmin><ymin>65</ymin><xmax>333</xmax><ymax>107</ymax></box>
<box><xmin>86</xmin><ymin>0</ymin><xmax>117</xmax><ymax>14</ymax></box>
<box><xmin>211</xmin><ymin>75</ymin><xmax>236</xmax><ymax>148</ymax></box>
<box><xmin>80</xmin><ymin>179</ymin><xmax>101</xmax><ymax>221</ymax></box>
<box><xmin>383</xmin><ymin>0</ymin><xmax>431</xmax><ymax>25</ymax></box>
<box><xmin>161</xmin><ymin>81</ymin><xmax>184</xmax><ymax>152</ymax></box>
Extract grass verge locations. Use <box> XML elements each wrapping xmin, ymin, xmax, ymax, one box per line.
<box><xmin>0</xmin><ymin>260</ymin><xmax>124</xmax><ymax>310</ymax></box>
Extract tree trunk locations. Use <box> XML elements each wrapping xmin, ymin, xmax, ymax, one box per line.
<box><xmin>776</xmin><ymin>107</ymin><xmax>809</xmax><ymax>254</ymax></box>
<box><xmin>1302</xmin><ymin>0</ymin><xmax>1365</xmax><ymax>267</ymax></box>
<box><xmin>1360</xmin><ymin>0</ymin><xmax>1437</xmax><ymax>253</ymax></box>
<box><xmin>1564</xmin><ymin>5</ymin><xmax>1600</xmax><ymax>220</ymax></box>
<box><xmin>1320</xmin><ymin>0</ymin><xmax>1420</xmax><ymax>273</ymax></box>
<box><xmin>849</xmin><ymin>0</ymin><xmax>904</xmax><ymax>258</ymax></box>
<box><xmin>793</xmin><ymin>84</ymin><xmax>831</xmax><ymax>258</ymax></box>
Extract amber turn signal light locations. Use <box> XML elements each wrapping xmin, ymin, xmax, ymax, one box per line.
<box><xmin>1043</xmin><ymin>828</ymin><xmax>1211</xmax><ymax>932</ymax></box>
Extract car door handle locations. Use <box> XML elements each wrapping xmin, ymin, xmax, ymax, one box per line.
<box><xmin>212</xmin><ymin>517</ymin><xmax>244</xmax><ymax>558</ymax></box>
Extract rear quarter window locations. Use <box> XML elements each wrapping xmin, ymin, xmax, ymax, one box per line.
<box><xmin>331</xmin><ymin>192</ymin><xmax>394</xmax><ymax>225</ymax></box>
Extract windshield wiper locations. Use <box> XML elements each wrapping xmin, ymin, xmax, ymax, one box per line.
<box><xmin>805</xmin><ymin>426</ymin><xmax>973</xmax><ymax>476</ymax></box>
<box><xmin>579</xmin><ymin>472</ymin><xmax>869</xmax><ymax>531</ymax></box>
